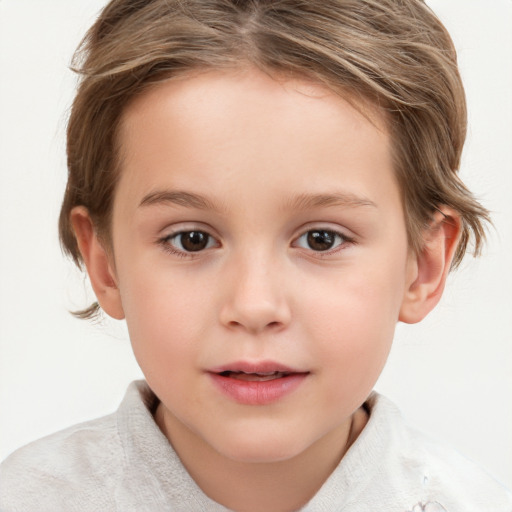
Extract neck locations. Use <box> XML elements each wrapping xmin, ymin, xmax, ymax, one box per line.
<box><xmin>155</xmin><ymin>404</ymin><xmax>368</xmax><ymax>512</ymax></box>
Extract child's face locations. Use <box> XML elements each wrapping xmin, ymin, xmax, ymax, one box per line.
<box><xmin>109</xmin><ymin>68</ymin><xmax>416</xmax><ymax>462</ymax></box>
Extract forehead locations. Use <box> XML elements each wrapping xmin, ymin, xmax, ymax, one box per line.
<box><xmin>114</xmin><ymin>67</ymin><xmax>397</xmax><ymax>215</ymax></box>
<box><xmin>120</xmin><ymin>67</ymin><xmax>388</xmax><ymax>146</ymax></box>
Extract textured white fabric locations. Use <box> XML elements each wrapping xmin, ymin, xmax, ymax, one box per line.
<box><xmin>1</xmin><ymin>381</ymin><xmax>511</xmax><ymax>511</ymax></box>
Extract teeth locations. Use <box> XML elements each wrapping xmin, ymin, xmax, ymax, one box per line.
<box><xmin>226</xmin><ymin>371</ymin><xmax>288</xmax><ymax>382</ymax></box>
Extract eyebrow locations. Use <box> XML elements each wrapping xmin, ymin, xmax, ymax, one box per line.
<box><xmin>286</xmin><ymin>192</ymin><xmax>377</xmax><ymax>211</ymax></box>
<box><xmin>139</xmin><ymin>190</ymin><xmax>224</xmax><ymax>212</ymax></box>
<box><xmin>138</xmin><ymin>189</ymin><xmax>377</xmax><ymax>213</ymax></box>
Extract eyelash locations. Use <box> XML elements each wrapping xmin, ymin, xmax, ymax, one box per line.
<box><xmin>292</xmin><ymin>229</ymin><xmax>355</xmax><ymax>256</ymax></box>
<box><xmin>158</xmin><ymin>228</ymin><xmax>355</xmax><ymax>258</ymax></box>
<box><xmin>158</xmin><ymin>230</ymin><xmax>218</xmax><ymax>259</ymax></box>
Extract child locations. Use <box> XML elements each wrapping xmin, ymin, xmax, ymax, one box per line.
<box><xmin>1</xmin><ymin>0</ymin><xmax>511</xmax><ymax>510</ymax></box>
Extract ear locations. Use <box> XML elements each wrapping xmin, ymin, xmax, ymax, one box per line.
<box><xmin>70</xmin><ymin>206</ymin><xmax>125</xmax><ymax>320</ymax></box>
<box><xmin>399</xmin><ymin>207</ymin><xmax>461</xmax><ymax>324</ymax></box>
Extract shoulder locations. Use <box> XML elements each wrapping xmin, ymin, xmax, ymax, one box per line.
<box><xmin>363</xmin><ymin>393</ymin><xmax>512</xmax><ymax>512</ymax></box>
<box><xmin>1</xmin><ymin>381</ymin><xmax>226</xmax><ymax>512</ymax></box>
<box><xmin>0</xmin><ymin>381</ymin><xmax>158</xmax><ymax>511</ymax></box>
<box><xmin>0</xmin><ymin>411</ymin><xmax>122</xmax><ymax>511</ymax></box>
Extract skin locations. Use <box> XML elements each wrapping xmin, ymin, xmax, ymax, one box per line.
<box><xmin>71</xmin><ymin>68</ymin><xmax>460</xmax><ymax>511</ymax></box>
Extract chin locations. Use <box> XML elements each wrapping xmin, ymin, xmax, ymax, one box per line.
<box><xmin>212</xmin><ymin>430</ymin><xmax>310</xmax><ymax>464</ymax></box>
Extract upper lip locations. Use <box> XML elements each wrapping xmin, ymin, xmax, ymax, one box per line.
<box><xmin>209</xmin><ymin>360</ymin><xmax>307</xmax><ymax>375</ymax></box>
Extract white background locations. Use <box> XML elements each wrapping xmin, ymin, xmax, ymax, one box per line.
<box><xmin>1</xmin><ymin>0</ymin><xmax>511</xmax><ymax>490</ymax></box>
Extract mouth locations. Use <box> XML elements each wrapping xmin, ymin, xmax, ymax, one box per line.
<box><xmin>217</xmin><ymin>370</ymin><xmax>294</xmax><ymax>382</ymax></box>
<box><xmin>208</xmin><ymin>362</ymin><xmax>309</xmax><ymax>405</ymax></box>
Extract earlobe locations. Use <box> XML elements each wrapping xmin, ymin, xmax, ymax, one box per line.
<box><xmin>399</xmin><ymin>207</ymin><xmax>461</xmax><ymax>324</ymax></box>
<box><xmin>70</xmin><ymin>207</ymin><xmax>125</xmax><ymax>320</ymax></box>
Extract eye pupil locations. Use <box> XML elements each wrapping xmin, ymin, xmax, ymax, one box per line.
<box><xmin>180</xmin><ymin>231</ymin><xmax>209</xmax><ymax>251</ymax></box>
<box><xmin>307</xmin><ymin>230</ymin><xmax>336</xmax><ymax>251</ymax></box>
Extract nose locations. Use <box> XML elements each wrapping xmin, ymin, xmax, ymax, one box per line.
<box><xmin>218</xmin><ymin>253</ymin><xmax>291</xmax><ymax>335</ymax></box>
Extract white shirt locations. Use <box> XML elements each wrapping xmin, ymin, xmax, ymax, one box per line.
<box><xmin>1</xmin><ymin>381</ymin><xmax>511</xmax><ymax>511</ymax></box>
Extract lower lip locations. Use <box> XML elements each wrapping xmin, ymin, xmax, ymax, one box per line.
<box><xmin>209</xmin><ymin>373</ymin><xmax>308</xmax><ymax>405</ymax></box>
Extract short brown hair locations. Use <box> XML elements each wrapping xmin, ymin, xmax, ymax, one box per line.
<box><xmin>59</xmin><ymin>0</ymin><xmax>489</xmax><ymax>318</ymax></box>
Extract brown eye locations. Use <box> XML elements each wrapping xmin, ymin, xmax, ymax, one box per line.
<box><xmin>169</xmin><ymin>231</ymin><xmax>215</xmax><ymax>252</ymax></box>
<box><xmin>296</xmin><ymin>230</ymin><xmax>345</xmax><ymax>252</ymax></box>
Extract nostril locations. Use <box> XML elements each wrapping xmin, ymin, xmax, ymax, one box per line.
<box><xmin>219</xmin><ymin>296</ymin><xmax>291</xmax><ymax>333</ymax></box>
<box><xmin>225</xmin><ymin>319</ymin><xmax>283</xmax><ymax>334</ymax></box>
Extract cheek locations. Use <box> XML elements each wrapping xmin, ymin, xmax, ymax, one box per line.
<box><xmin>303</xmin><ymin>297</ymin><xmax>394</xmax><ymax>413</ymax></box>
<box><xmin>305</xmin><ymin>289</ymin><xmax>396</xmax><ymax>372</ymax></box>
<box><xmin>298</xmin><ymin>257</ymin><xmax>407</xmax><ymax>390</ymax></box>
<box><xmin>117</xmin><ymin>264</ymin><xmax>213</xmax><ymax>377</ymax></box>
<box><xmin>302</xmin><ymin>256</ymin><xmax>405</xmax><ymax>335</ymax></box>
